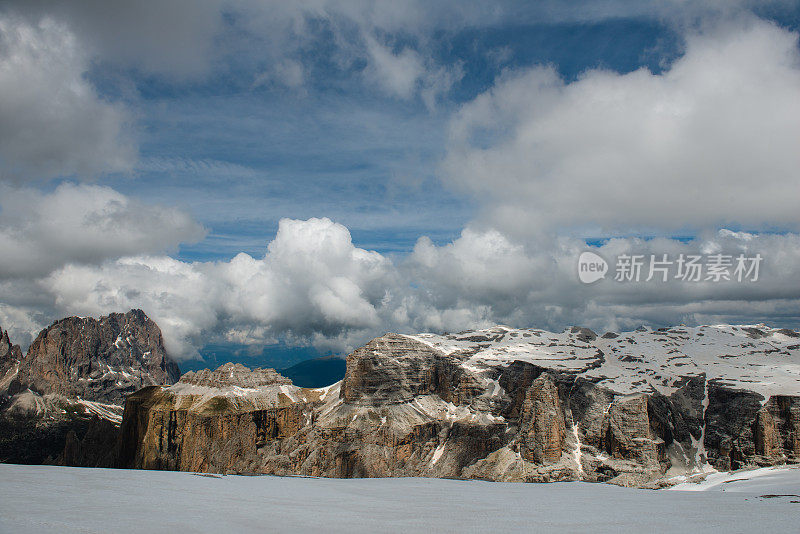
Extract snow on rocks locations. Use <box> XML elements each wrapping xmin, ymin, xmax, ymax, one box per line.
<box><xmin>406</xmin><ymin>324</ymin><xmax>800</xmax><ymax>397</ymax></box>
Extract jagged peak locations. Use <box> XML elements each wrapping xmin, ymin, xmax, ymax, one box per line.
<box><xmin>50</xmin><ymin>308</ymin><xmax>153</xmax><ymax>328</ymax></box>
<box><xmin>179</xmin><ymin>362</ymin><xmax>292</xmax><ymax>388</ymax></box>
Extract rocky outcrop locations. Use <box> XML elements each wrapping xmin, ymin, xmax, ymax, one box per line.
<box><xmin>0</xmin><ymin>390</ymin><xmax>122</xmax><ymax>466</ymax></box>
<box><xmin>0</xmin><ymin>326</ymin><xmax>23</xmax><ymax>396</ymax></box>
<box><xmin>118</xmin><ymin>324</ymin><xmax>800</xmax><ymax>487</ymax></box>
<box><xmin>0</xmin><ymin>311</ymin><xmax>177</xmax><ymax>466</ymax></box>
<box><xmin>519</xmin><ymin>374</ymin><xmax>565</xmax><ymax>464</ymax></box>
<box><xmin>16</xmin><ymin>309</ymin><xmax>179</xmax><ymax>404</ymax></box>
<box><xmin>118</xmin><ymin>367</ymin><xmax>316</xmax><ymax>472</ymax></box>
<box><xmin>180</xmin><ymin>363</ymin><xmax>290</xmax><ymax>388</ymax></box>
<box><xmin>753</xmin><ymin>396</ymin><xmax>800</xmax><ymax>463</ymax></box>
<box><xmin>340</xmin><ymin>333</ymin><xmax>444</xmax><ymax>404</ymax></box>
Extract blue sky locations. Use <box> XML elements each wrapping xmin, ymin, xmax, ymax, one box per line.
<box><xmin>1</xmin><ymin>1</ymin><xmax>800</xmax><ymax>369</ymax></box>
<box><xmin>95</xmin><ymin>13</ymin><xmax>689</xmax><ymax>263</ymax></box>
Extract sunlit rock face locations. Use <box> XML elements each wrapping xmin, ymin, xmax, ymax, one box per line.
<box><xmin>120</xmin><ymin>324</ymin><xmax>800</xmax><ymax>487</ymax></box>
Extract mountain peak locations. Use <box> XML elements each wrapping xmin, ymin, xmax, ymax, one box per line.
<box><xmin>17</xmin><ymin>309</ymin><xmax>180</xmax><ymax>404</ymax></box>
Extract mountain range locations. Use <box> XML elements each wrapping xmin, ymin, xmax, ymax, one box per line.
<box><xmin>2</xmin><ymin>312</ymin><xmax>799</xmax><ymax>488</ymax></box>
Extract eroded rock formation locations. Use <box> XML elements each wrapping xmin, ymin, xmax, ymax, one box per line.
<box><xmin>118</xmin><ymin>324</ymin><xmax>800</xmax><ymax>487</ymax></box>
<box><xmin>0</xmin><ymin>311</ymin><xmax>179</xmax><ymax>466</ymax></box>
<box><xmin>17</xmin><ymin>309</ymin><xmax>180</xmax><ymax>404</ymax></box>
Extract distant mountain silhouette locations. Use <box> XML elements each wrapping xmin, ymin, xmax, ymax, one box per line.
<box><xmin>280</xmin><ymin>356</ymin><xmax>346</xmax><ymax>388</ymax></box>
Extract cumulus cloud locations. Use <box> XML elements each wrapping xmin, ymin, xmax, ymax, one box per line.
<box><xmin>43</xmin><ymin>218</ymin><xmax>396</xmax><ymax>359</ymax></box>
<box><xmin>0</xmin><ymin>183</ymin><xmax>206</xmax><ymax>278</ymax></box>
<box><xmin>0</xmin><ymin>15</ymin><xmax>135</xmax><ymax>182</ymax></box>
<box><xmin>443</xmin><ymin>17</ymin><xmax>800</xmax><ymax>237</ymax></box>
<box><xmin>2</xmin><ymin>4</ymin><xmax>800</xmax><ymax>364</ymax></box>
<box><xmin>407</xmin><ymin>226</ymin><xmax>800</xmax><ymax>335</ymax></box>
<box><xmin>29</xmin><ymin>217</ymin><xmax>800</xmax><ymax>360</ymax></box>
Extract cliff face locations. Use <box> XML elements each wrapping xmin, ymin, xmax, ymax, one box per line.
<box><xmin>119</xmin><ymin>325</ymin><xmax>800</xmax><ymax>487</ymax></box>
<box><xmin>17</xmin><ymin>309</ymin><xmax>179</xmax><ymax>404</ymax></box>
<box><xmin>118</xmin><ymin>363</ymin><xmax>317</xmax><ymax>473</ymax></box>
<box><xmin>0</xmin><ymin>311</ymin><xmax>178</xmax><ymax>466</ymax></box>
<box><xmin>0</xmin><ymin>326</ymin><xmax>23</xmax><ymax>394</ymax></box>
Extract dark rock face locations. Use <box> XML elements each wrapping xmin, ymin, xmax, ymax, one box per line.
<box><xmin>0</xmin><ymin>327</ymin><xmax>23</xmax><ymax>369</ymax></box>
<box><xmin>704</xmin><ymin>383</ymin><xmax>764</xmax><ymax>470</ymax></box>
<box><xmin>0</xmin><ymin>390</ymin><xmax>122</xmax><ymax>466</ymax></box>
<box><xmin>118</xmin><ymin>327</ymin><xmax>800</xmax><ymax>487</ymax></box>
<box><xmin>0</xmin><ymin>311</ymin><xmax>176</xmax><ymax>467</ymax></box>
<box><xmin>18</xmin><ymin>309</ymin><xmax>180</xmax><ymax>404</ymax></box>
<box><xmin>0</xmin><ymin>326</ymin><xmax>24</xmax><ymax>396</ymax></box>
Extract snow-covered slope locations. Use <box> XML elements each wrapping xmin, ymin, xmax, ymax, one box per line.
<box><xmin>2</xmin><ymin>464</ymin><xmax>799</xmax><ymax>534</ymax></box>
<box><xmin>408</xmin><ymin>324</ymin><xmax>800</xmax><ymax>397</ymax></box>
<box><xmin>669</xmin><ymin>464</ymin><xmax>800</xmax><ymax>493</ymax></box>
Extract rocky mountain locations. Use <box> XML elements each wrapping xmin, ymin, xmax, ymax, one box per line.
<box><xmin>0</xmin><ymin>310</ymin><xmax>180</xmax><ymax>466</ymax></box>
<box><xmin>14</xmin><ymin>309</ymin><xmax>180</xmax><ymax>404</ymax></box>
<box><xmin>119</xmin><ymin>324</ymin><xmax>800</xmax><ymax>487</ymax></box>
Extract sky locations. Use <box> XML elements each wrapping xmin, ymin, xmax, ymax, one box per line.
<box><xmin>1</xmin><ymin>1</ymin><xmax>800</xmax><ymax>369</ymax></box>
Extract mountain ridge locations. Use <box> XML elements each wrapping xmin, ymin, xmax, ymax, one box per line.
<box><xmin>119</xmin><ymin>322</ymin><xmax>800</xmax><ymax>487</ymax></box>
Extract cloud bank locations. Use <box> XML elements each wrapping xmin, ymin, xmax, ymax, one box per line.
<box><xmin>26</xmin><ymin>219</ymin><xmax>800</xmax><ymax>360</ymax></box>
<box><xmin>443</xmin><ymin>18</ymin><xmax>800</xmax><ymax>237</ymax></box>
<box><xmin>0</xmin><ymin>15</ymin><xmax>135</xmax><ymax>182</ymax></box>
<box><xmin>0</xmin><ymin>183</ymin><xmax>205</xmax><ymax>279</ymax></box>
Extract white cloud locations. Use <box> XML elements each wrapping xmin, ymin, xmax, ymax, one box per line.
<box><xmin>0</xmin><ymin>183</ymin><xmax>206</xmax><ymax>278</ymax></box>
<box><xmin>30</xmin><ymin>217</ymin><xmax>800</xmax><ymax>361</ymax></box>
<box><xmin>443</xmin><ymin>17</ymin><xmax>800</xmax><ymax>237</ymax></box>
<box><xmin>363</xmin><ymin>35</ymin><xmax>425</xmax><ymax>99</ymax></box>
<box><xmin>2</xmin><ymin>5</ymin><xmax>800</xmax><ymax>364</ymax></box>
<box><xmin>44</xmin><ymin>218</ymin><xmax>396</xmax><ymax>359</ymax></box>
<box><xmin>362</xmin><ymin>34</ymin><xmax>463</xmax><ymax>107</ymax></box>
<box><xmin>0</xmin><ymin>15</ymin><xmax>135</xmax><ymax>182</ymax></box>
<box><xmin>406</xmin><ymin>226</ymin><xmax>800</xmax><ymax>335</ymax></box>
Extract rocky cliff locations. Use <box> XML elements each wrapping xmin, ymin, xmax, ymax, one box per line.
<box><xmin>0</xmin><ymin>326</ymin><xmax>23</xmax><ymax>395</ymax></box>
<box><xmin>0</xmin><ymin>311</ymin><xmax>179</xmax><ymax>466</ymax></box>
<box><xmin>119</xmin><ymin>324</ymin><xmax>800</xmax><ymax>487</ymax></box>
<box><xmin>15</xmin><ymin>309</ymin><xmax>180</xmax><ymax>404</ymax></box>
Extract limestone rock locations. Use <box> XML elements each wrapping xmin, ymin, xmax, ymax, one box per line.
<box><xmin>604</xmin><ymin>395</ymin><xmax>663</xmax><ymax>467</ymax></box>
<box><xmin>340</xmin><ymin>333</ymin><xmax>442</xmax><ymax>405</ymax></box>
<box><xmin>753</xmin><ymin>396</ymin><xmax>800</xmax><ymax>463</ymax></box>
<box><xmin>0</xmin><ymin>326</ymin><xmax>23</xmax><ymax>395</ymax></box>
<box><xmin>0</xmin><ymin>390</ymin><xmax>122</xmax><ymax>466</ymax></box>
<box><xmin>0</xmin><ymin>311</ymin><xmax>172</xmax><ymax>467</ymax></box>
<box><xmin>18</xmin><ymin>309</ymin><xmax>180</xmax><ymax>404</ymax></box>
<box><xmin>107</xmin><ymin>324</ymin><xmax>800</xmax><ymax>487</ymax></box>
<box><xmin>180</xmin><ymin>363</ymin><xmax>291</xmax><ymax>388</ymax></box>
<box><xmin>519</xmin><ymin>373</ymin><xmax>565</xmax><ymax>464</ymax></box>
